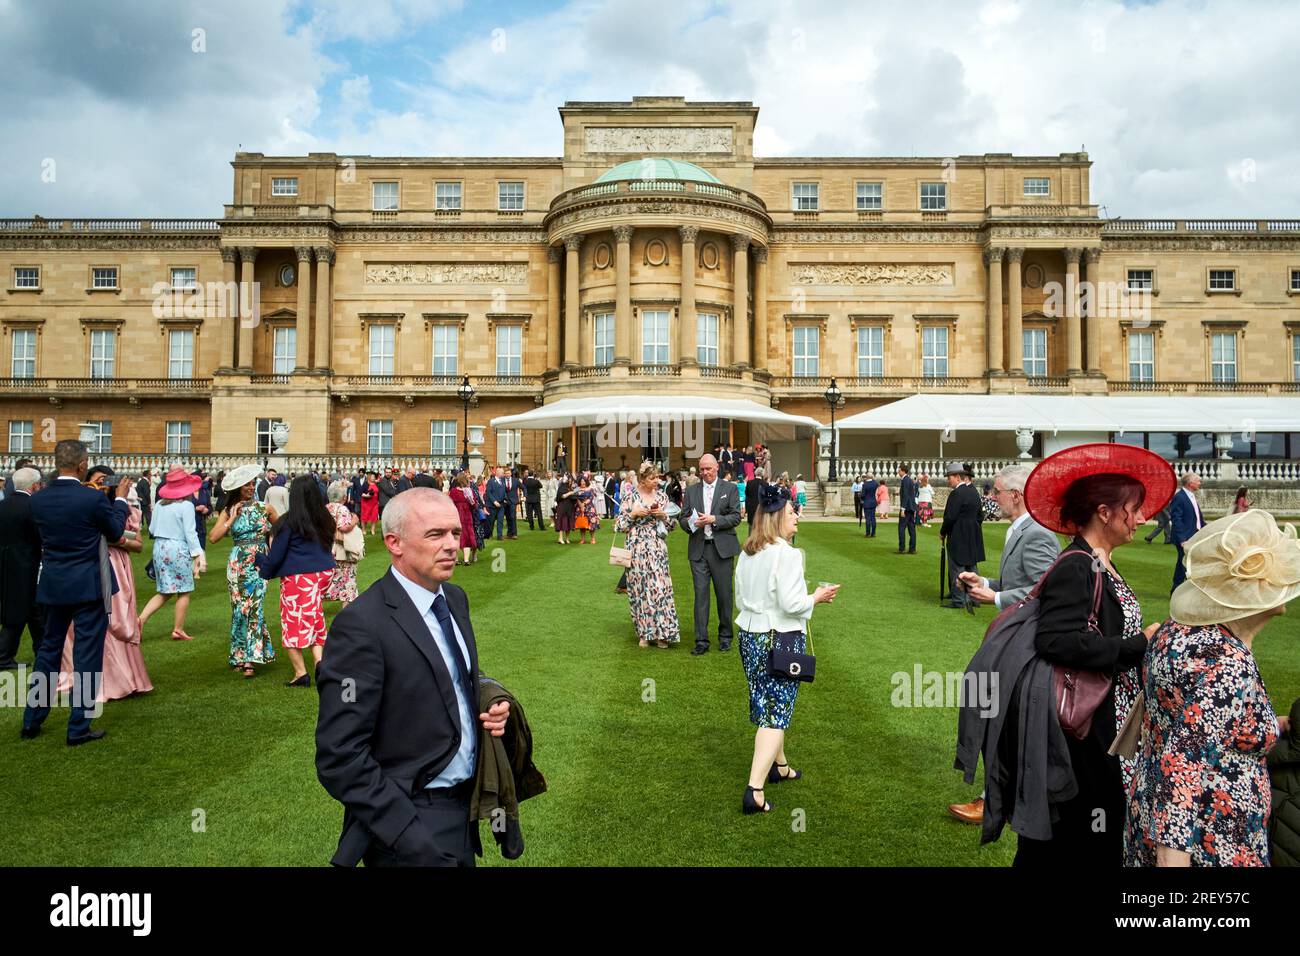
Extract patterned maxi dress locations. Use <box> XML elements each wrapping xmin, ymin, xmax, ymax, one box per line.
<box><xmin>227</xmin><ymin>501</ymin><xmax>275</xmax><ymax>667</ymax></box>
<box><xmin>324</xmin><ymin>502</ymin><xmax>359</xmax><ymax>603</ymax></box>
<box><xmin>615</xmin><ymin>488</ymin><xmax>680</xmax><ymax>644</ymax></box>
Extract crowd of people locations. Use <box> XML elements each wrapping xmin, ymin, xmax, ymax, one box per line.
<box><xmin>2</xmin><ymin>437</ymin><xmax>1298</xmax><ymax>868</ymax></box>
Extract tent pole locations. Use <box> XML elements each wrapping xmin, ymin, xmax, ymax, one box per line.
<box><xmin>571</xmin><ymin>422</ymin><xmax>577</xmax><ymax>473</ymax></box>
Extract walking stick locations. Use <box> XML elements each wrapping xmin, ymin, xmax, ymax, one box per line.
<box><xmin>939</xmin><ymin>542</ymin><xmax>947</xmax><ymax>605</ymax></box>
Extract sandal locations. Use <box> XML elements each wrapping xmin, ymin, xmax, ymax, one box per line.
<box><xmin>171</xmin><ymin>630</ymin><xmax>193</xmax><ymax>642</ymax></box>
<box><xmin>768</xmin><ymin>761</ymin><xmax>802</xmax><ymax>784</ymax></box>
<box><xmin>639</xmin><ymin>638</ymin><xmax>649</xmax><ymax>648</ymax></box>
<box><xmin>742</xmin><ymin>786</ymin><xmax>772</xmax><ymax>814</ymax></box>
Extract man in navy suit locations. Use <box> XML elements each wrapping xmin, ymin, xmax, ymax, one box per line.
<box><xmin>860</xmin><ymin>474</ymin><xmax>879</xmax><ymax>538</ymax></box>
<box><xmin>896</xmin><ymin>465</ymin><xmax>918</xmax><ymax>554</ymax></box>
<box><xmin>22</xmin><ymin>440</ymin><xmax>132</xmax><ymax>745</ymax></box>
<box><xmin>1169</xmin><ymin>471</ymin><xmax>1206</xmax><ymax>592</ymax></box>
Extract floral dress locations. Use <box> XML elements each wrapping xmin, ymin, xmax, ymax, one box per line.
<box><xmin>227</xmin><ymin>501</ymin><xmax>274</xmax><ymax>667</ymax></box>
<box><xmin>324</xmin><ymin>501</ymin><xmax>359</xmax><ymax>603</ymax></box>
<box><xmin>577</xmin><ymin>487</ymin><xmax>601</xmax><ymax>533</ymax></box>
<box><xmin>615</xmin><ymin>489</ymin><xmax>681</xmax><ymax>644</ymax></box>
<box><xmin>1110</xmin><ymin>571</ymin><xmax>1144</xmax><ymax>793</ymax></box>
<box><xmin>1125</xmin><ymin>621</ymin><xmax>1277</xmax><ymax>866</ymax></box>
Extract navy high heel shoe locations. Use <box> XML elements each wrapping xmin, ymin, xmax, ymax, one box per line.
<box><xmin>768</xmin><ymin>762</ymin><xmax>802</xmax><ymax>784</ymax></box>
<box><xmin>742</xmin><ymin>786</ymin><xmax>771</xmax><ymax>814</ymax></box>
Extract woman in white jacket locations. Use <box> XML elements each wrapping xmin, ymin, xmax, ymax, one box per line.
<box><xmin>735</xmin><ymin>482</ymin><xmax>840</xmax><ymax>814</ymax></box>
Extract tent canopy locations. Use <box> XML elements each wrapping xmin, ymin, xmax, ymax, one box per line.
<box><xmin>490</xmin><ymin>395</ymin><xmax>823</xmax><ymax>430</ymax></box>
<box><xmin>834</xmin><ymin>394</ymin><xmax>1300</xmax><ymax>434</ymax></box>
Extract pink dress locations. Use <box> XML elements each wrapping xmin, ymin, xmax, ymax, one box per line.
<box><xmin>58</xmin><ymin>504</ymin><xmax>152</xmax><ymax>700</ymax></box>
<box><xmin>875</xmin><ymin>483</ymin><xmax>891</xmax><ymax>518</ymax></box>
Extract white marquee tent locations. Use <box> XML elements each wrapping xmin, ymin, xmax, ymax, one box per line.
<box><xmin>491</xmin><ymin>395</ymin><xmax>824</xmax><ymax>431</ymax></box>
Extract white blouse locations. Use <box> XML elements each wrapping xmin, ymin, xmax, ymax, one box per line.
<box><xmin>918</xmin><ymin>485</ymin><xmax>934</xmax><ymax>503</ymax></box>
<box><xmin>734</xmin><ymin>538</ymin><xmax>816</xmax><ymax>633</ymax></box>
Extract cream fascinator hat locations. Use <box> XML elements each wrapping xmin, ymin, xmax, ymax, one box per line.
<box><xmin>1169</xmin><ymin>509</ymin><xmax>1300</xmax><ymax>626</ymax></box>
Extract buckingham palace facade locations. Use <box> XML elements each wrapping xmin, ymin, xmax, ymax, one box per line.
<box><xmin>2</xmin><ymin>95</ymin><xmax>1299</xmax><ymax>476</ymax></box>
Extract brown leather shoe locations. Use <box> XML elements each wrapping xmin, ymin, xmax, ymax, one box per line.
<box><xmin>947</xmin><ymin>797</ymin><xmax>984</xmax><ymax>825</ymax></box>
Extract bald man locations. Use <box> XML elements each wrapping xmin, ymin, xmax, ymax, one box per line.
<box><xmin>677</xmin><ymin>454</ymin><xmax>742</xmax><ymax>654</ymax></box>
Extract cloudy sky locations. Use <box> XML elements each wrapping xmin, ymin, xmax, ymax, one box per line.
<box><xmin>0</xmin><ymin>0</ymin><xmax>1294</xmax><ymax>219</ymax></box>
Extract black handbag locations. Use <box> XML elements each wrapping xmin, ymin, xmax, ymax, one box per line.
<box><xmin>767</xmin><ymin>627</ymin><xmax>815</xmax><ymax>683</ymax></box>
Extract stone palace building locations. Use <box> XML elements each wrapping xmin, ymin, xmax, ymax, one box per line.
<box><xmin>2</xmin><ymin>96</ymin><xmax>1299</xmax><ymax>480</ymax></box>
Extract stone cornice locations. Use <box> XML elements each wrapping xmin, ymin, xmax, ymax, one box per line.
<box><xmin>1102</xmin><ymin>236</ymin><xmax>1300</xmax><ymax>252</ymax></box>
<box><xmin>547</xmin><ymin>197</ymin><xmax>770</xmax><ymax>241</ymax></box>
<box><xmin>0</xmin><ymin>235</ymin><xmax>220</xmax><ymax>252</ymax></box>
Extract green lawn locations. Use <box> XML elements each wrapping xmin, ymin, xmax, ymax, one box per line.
<box><xmin>3</xmin><ymin>519</ymin><xmax>1298</xmax><ymax>867</ymax></box>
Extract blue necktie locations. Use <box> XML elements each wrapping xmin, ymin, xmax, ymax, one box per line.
<box><xmin>431</xmin><ymin>593</ymin><xmax>474</xmax><ymax>703</ymax></box>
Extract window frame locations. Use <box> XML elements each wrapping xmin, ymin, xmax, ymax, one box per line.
<box><xmin>13</xmin><ymin>266</ymin><xmax>40</xmax><ymax>289</ymax></box>
<box><xmin>920</xmin><ymin>324</ymin><xmax>949</xmax><ymax>378</ymax></box>
<box><xmin>1128</xmin><ymin>330</ymin><xmax>1156</xmax><ymax>382</ymax></box>
<box><xmin>86</xmin><ymin>419</ymin><xmax>112</xmax><ymax>454</ymax></box>
<box><xmin>367</xmin><ymin>419</ymin><xmax>394</xmax><ymax>457</ymax></box>
<box><xmin>1207</xmin><ymin>267</ymin><xmax>1237</xmax><ymax>292</ymax></box>
<box><xmin>791</xmin><ymin>182</ymin><xmax>820</xmax><ymax>211</ymax></box>
<box><xmin>593</xmin><ymin>312</ymin><xmax>615</xmax><ymax>367</ymax></box>
<box><xmin>1022</xmin><ymin>327</ymin><xmax>1048</xmax><ymax>377</ymax></box>
<box><xmin>170</xmin><ymin>266</ymin><xmax>198</xmax><ymax>291</ymax></box>
<box><xmin>165</xmin><ymin>420</ymin><xmax>191</xmax><ymax>455</ymax></box>
<box><xmin>495</xmin><ymin>323</ymin><xmax>523</xmax><ymax>376</ymax></box>
<box><xmin>271</xmin><ymin>177</ymin><xmax>299</xmax><ymax>197</ymax></box>
<box><xmin>167</xmin><ymin>328</ymin><xmax>195</xmax><ymax>379</ymax></box>
<box><xmin>640</xmin><ymin>310</ymin><xmax>670</xmax><ymax>365</ymax></box>
<box><xmin>1210</xmin><ymin>331</ymin><xmax>1238</xmax><ymax>382</ymax></box>
<box><xmin>10</xmin><ymin>328</ymin><xmax>36</xmax><ymax>378</ymax></box>
<box><xmin>430</xmin><ymin>419</ymin><xmax>457</xmax><ymax>457</ymax></box>
<box><xmin>8</xmin><ymin>420</ymin><xmax>33</xmax><ymax>454</ymax></box>
<box><xmin>431</xmin><ymin>323</ymin><xmax>458</xmax><ymax>376</ymax></box>
<box><xmin>434</xmin><ymin>181</ymin><xmax>462</xmax><ymax>211</ymax></box>
<box><xmin>920</xmin><ymin>182</ymin><xmax>948</xmax><ymax>211</ymax></box>
<box><xmin>91</xmin><ymin>266</ymin><xmax>119</xmax><ymax>290</ymax></box>
<box><xmin>1023</xmin><ymin>177</ymin><xmax>1051</xmax><ymax>198</ymax></box>
<box><xmin>368</xmin><ymin>323</ymin><xmax>396</xmax><ymax>376</ymax></box>
<box><xmin>272</xmin><ymin>326</ymin><xmax>297</xmax><ymax>375</ymax></box>
<box><xmin>856</xmin><ymin>325</ymin><xmax>884</xmax><ymax>377</ymax></box>
<box><xmin>792</xmin><ymin>325</ymin><xmax>820</xmax><ymax>378</ymax></box>
<box><xmin>371</xmin><ymin>180</ymin><xmax>400</xmax><ymax>212</ymax></box>
<box><xmin>696</xmin><ymin>312</ymin><xmax>720</xmax><ymax>367</ymax></box>
<box><xmin>255</xmin><ymin>417</ymin><xmax>284</xmax><ymax>456</ymax></box>
<box><xmin>854</xmin><ymin>181</ymin><xmax>883</xmax><ymax>211</ymax></box>
<box><xmin>497</xmin><ymin>181</ymin><xmax>525</xmax><ymax>212</ymax></box>
<box><xmin>89</xmin><ymin>328</ymin><xmax>117</xmax><ymax>379</ymax></box>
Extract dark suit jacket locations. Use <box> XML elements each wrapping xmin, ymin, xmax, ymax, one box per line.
<box><xmin>939</xmin><ymin>481</ymin><xmax>985</xmax><ymax>565</ymax></box>
<box><xmin>524</xmin><ymin>477</ymin><xmax>542</xmax><ymax>503</ymax></box>
<box><xmin>0</xmin><ymin>491</ymin><xmax>42</xmax><ymax>627</ymax></box>
<box><xmin>377</xmin><ymin>479</ymin><xmax>398</xmax><ymax>510</ymax></box>
<box><xmin>502</xmin><ymin>476</ymin><xmax>520</xmax><ymax>505</ymax></box>
<box><xmin>1169</xmin><ymin>488</ymin><xmax>1205</xmax><ymax>546</ymax></box>
<box><xmin>677</xmin><ymin>479</ymin><xmax>742</xmax><ymax>560</ymax></box>
<box><xmin>136</xmin><ymin>477</ymin><xmax>152</xmax><ymax>513</ymax></box>
<box><xmin>29</xmin><ymin>478</ymin><xmax>129</xmax><ymax>605</ymax></box>
<box><xmin>744</xmin><ymin>477</ymin><xmax>764</xmax><ymax>523</ymax></box>
<box><xmin>256</xmin><ymin>479</ymin><xmax>270</xmax><ymax>502</ymax></box>
<box><xmin>898</xmin><ymin>475</ymin><xmax>918</xmax><ymax>512</ymax></box>
<box><xmin>316</xmin><ymin>570</ymin><xmax>480</xmax><ymax>867</ymax></box>
<box><xmin>412</xmin><ymin>473</ymin><xmax>436</xmax><ymax>489</ymax></box>
<box><xmin>485</xmin><ymin>477</ymin><xmax>505</xmax><ymax>509</ymax></box>
<box><xmin>860</xmin><ymin>479</ymin><xmax>879</xmax><ymax>511</ymax></box>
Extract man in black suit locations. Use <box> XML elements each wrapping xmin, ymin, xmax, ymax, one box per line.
<box><xmin>3</xmin><ymin>458</ymin><xmax>33</xmax><ymax>499</ymax></box>
<box><xmin>350</xmin><ymin>468</ymin><xmax>367</xmax><ymax>515</ymax></box>
<box><xmin>896</xmin><ymin>465</ymin><xmax>918</xmax><ymax>554</ymax></box>
<box><xmin>938</xmin><ymin>461</ymin><xmax>985</xmax><ymax>607</ymax></box>
<box><xmin>745</xmin><ymin>467</ymin><xmax>766</xmax><ymax>525</ymax></box>
<box><xmin>256</xmin><ymin>468</ymin><xmax>278</xmax><ymax>503</ymax></box>
<box><xmin>860</xmin><ymin>473</ymin><xmax>879</xmax><ymax>538</ymax></box>
<box><xmin>677</xmin><ymin>454</ymin><xmax>742</xmax><ymax>654</ymax></box>
<box><xmin>315</xmin><ymin>489</ymin><xmax>509</xmax><ymax>866</ymax></box>
<box><xmin>193</xmin><ymin>471</ymin><xmax>211</xmax><ymax>551</ymax></box>
<box><xmin>377</xmin><ymin>469</ymin><xmax>399</xmax><ymax>514</ymax></box>
<box><xmin>523</xmin><ymin>468</ymin><xmax>545</xmax><ymax>530</ymax></box>
<box><xmin>0</xmin><ymin>466</ymin><xmax>45</xmax><ymax>669</ymax></box>
<box><xmin>412</xmin><ymin>468</ymin><xmax>436</xmax><ymax>489</ymax></box>
<box><xmin>135</xmin><ymin>469</ymin><xmax>153</xmax><ymax>536</ymax></box>
<box><xmin>22</xmin><ymin>440</ymin><xmax>132</xmax><ymax>744</ymax></box>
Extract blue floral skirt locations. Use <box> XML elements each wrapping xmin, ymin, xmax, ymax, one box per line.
<box><xmin>152</xmin><ymin>537</ymin><xmax>194</xmax><ymax>594</ymax></box>
<box><xmin>739</xmin><ymin>627</ymin><xmax>806</xmax><ymax>729</ymax></box>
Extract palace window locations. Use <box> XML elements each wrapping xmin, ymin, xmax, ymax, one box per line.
<box><xmin>435</xmin><ymin>182</ymin><xmax>461</xmax><ymax>210</ymax></box>
<box><xmin>368</xmin><ymin>324</ymin><xmax>395</xmax><ymax>376</ymax></box>
<box><xmin>1291</xmin><ymin>268</ymin><xmax>1300</xmax><ymax>292</ymax></box>
<box><xmin>1023</xmin><ymin>177</ymin><xmax>1050</xmax><ymax>197</ymax></box>
<box><xmin>92</xmin><ymin>267</ymin><xmax>118</xmax><ymax>289</ymax></box>
<box><xmin>1209</xmin><ymin>269</ymin><xmax>1236</xmax><ymax>291</ymax></box>
<box><xmin>1127</xmin><ymin>269</ymin><xmax>1154</xmax><ymax>292</ymax></box>
<box><xmin>1210</xmin><ymin>332</ymin><xmax>1237</xmax><ymax>382</ymax></box>
<box><xmin>86</xmin><ymin>420</ymin><xmax>111</xmax><ymax>454</ymax></box>
<box><xmin>168</xmin><ymin>329</ymin><xmax>194</xmax><ymax>378</ymax></box>
<box><xmin>921</xmin><ymin>326</ymin><xmax>948</xmax><ymax>377</ymax></box>
<box><xmin>432</xmin><ymin>324</ymin><xmax>458</xmax><ymax>375</ymax></box>
<box><xmin>165</xmin><ymin>421</ymin><xmax>191</xmax><ymax>455</ymax></box>
<box><xmin>367</xmin><ymin>420</ymin><xmax>393</xmax><ymax>457</ymax></box>
<box><xmin>920</xmin><ymin>183</ymin><xmax>947</xmax><ymax>211</ymax></box>
<box><xmin>372</xmin><ymin>181</ymin><xmax>399</xmax><ymax>211</ymax></box>
<box><xmin>11</xmin><ymin>329</ymin><xmax>36</xmax><ymax>378</ymax></box>
<box><xmin>593</xmin><ymin>313</ymin><xmax>614</xmax><ymax>366</ymax></box>
<box><xmin>430</xmin><ymin>420</ymin><xmax>457</xmax><ymax>457</ymax></box>
<box><xmin>857</xmin><ymin>326</ymin><xmax>884</xmax><ymax>377</ymax></box>
<box><xmin>697</xmin><ymin>312</ymin><xmax>719</xmax><ymax>366</ymax></box>
<box><xmin>496</xmin><ymin>428</ymin><xmax>522</xmax><ymax>467</ymax></box>
<box><xmin>90</xmin><ymin>329</ymin><xmax>116</xmax><ymax>378</ymax></box>
<box><xmin>792</xmin><ymin>182</ymin><xmax>819</xmax><ymax>211</ymax></box>
<box><xmin>13</xmin><ymin>267</ymin><xmax>39</xmax><ymax>289</ymax></box>
<box><xmin>8</xmin><ymin>420</ymin><xmax>33</xmax><ymax>454</ymax></box>
<box><xmin>170</xmin><ymin>267</ymin><xmax>197</xmax><ymax>290</ymax></box>
<box><xmin>1023</xmin><ymin>329</ymin><xmax>1047</xmax><ymax>377</ymax></box>
<box><xmin>641</xmin><ymin>310</ymin><xmax>670</xmax><ymax>365</ymax></box>
<box><xmin>273</xmin><ymin>327</ymin><xmax>296</xmax><ymax>374</ymax></box>
<box><xmin>271</xmin><ymin>177</ymin><xmax>298</xmax><ymax>197</ymax></box>
<box><xmin>1293</xmin><ymin>333</ymin><xmax>1300</xmax><ymax>381</ymax></box>
<box><xmin>498</xmin><ymin>182</ymin><xmax>525</xmax><ymax>211</ymax></box>
<box><xmin>792</xmin><ymin>326</ymin><xmax>819</xmax><ymax>377</ymax></box>
<box><xmin>855</xmin><ymin>182</ymin><xmax>882</xmax><ymax>210</ymax></box>
<box><xmin>1128</xmin><ymin>331</ymin><xmax>1155</xmax><ymax>382</ymax></box>
<box><xmin>256</xmin><ymin>418</ymin><xmax>284</xmax><ymax>456</ymax></box>
<box><xmin>496</xmin><ymin>324</ymin><xmax>523</xmax><ymax>376</ymax></box>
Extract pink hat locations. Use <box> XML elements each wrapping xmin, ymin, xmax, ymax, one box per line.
<box><xmin>157</xmin><ymin>465</ymin><xmax>203</xmax><ymax>500</ymax></box>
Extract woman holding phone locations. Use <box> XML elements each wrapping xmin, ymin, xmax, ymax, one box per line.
<box><xmin>735</xmin><ymin>482</ymin><xmax>840</xmax><ymax>814</ymax></box>
<box><xmin>615</xmin><ymin>461</ymin><xmax>681</xmax><ymax>648</ymax></box>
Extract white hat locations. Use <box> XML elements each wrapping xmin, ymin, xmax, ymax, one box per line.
<box><xmin>221</xmin><ymin>463</ymin><xmax>262</xmax><ymax>492</ymax></box>
<box><xmin>1170</xmin><ymin>509</ymin><xmax>1300</xmax><ymax>626</ymax></box>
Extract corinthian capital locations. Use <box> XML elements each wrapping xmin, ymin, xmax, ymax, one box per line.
<box><xmin>547</xmin><ymin>245</ymin><xmax>562</xmax><ymax>264</ymax></box>
<box><xmin>1005</xmin><ymin>247</ymin><xmax>1025</xmax><ymax>264</ymax></box>
<box><xmin>564</xmin><ymin>234</ymin><xmax>584</xmax><ymax>253</ymax></box>
<box><xmin>1084</xmin><ymin>247</ymin><xmax>1101</xmax><ymax>264</ymax></box>
<box><xmin>982</xmin><ymin>247</ymin><xmax>1004</xmax><ymax>266</ymax></box>
<box><xmin>613</xmin><ymin>225</ymin><xmax>635</xmax><ymax>244</ymax></box>
<box><xmin>237</xmin><ymin>246</ymin><xmax>258</xmax><ymax>264</ymax></box>
<box><xmin>678</xmin><ymin>225</ymin><xmax>699</xmax><ymax>244</ymax></box>
<box><xmin>220</xmin><ymin>246</ymin><xmax>238</xmax><ymax>264</ymax></box>
<box><xmin>294</xmin><ymin>245</ymin><xmax>314</xmax><ymax>262</ymax></box>
<box><xmin>1063</xmin><ymin>247</ymin><xmax>1083</xmax><ymax>264</ymax></box>
<box><xmin>730</xmin><ymin>233</ymin><xmax>750</xmax><ymax>253</ymax></box>
<box><xmin>313</xmin><ymin>246</ymin><xmax>336</xmax><ymax>266</ymax></box>
<box><xmin>753</xmin><ymin>245</ymin><xmax>769</xmax><ymax>264</ymax></box>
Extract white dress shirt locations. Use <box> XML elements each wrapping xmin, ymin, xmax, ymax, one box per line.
<box><xmin>389</xmin><ymin>565</ymin><xmax>477</xmax><ymax>788</ymax></box>
<box><xmin>690</xmin><ymin>480</ymin><xmax>717</xmax><ymax>539</ymax></box>
<box><xmin>1183</xmin><ymin>487</ymin><xmax>1203</xmax><ymax>526</ymax></box>
<box><xmin>734</xmin><ymin>538</ymin><xmax>816</xmax><ymax>633</ymax></box>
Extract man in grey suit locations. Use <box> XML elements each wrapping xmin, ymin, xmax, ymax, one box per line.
<box><xmin>677</xmin><ymin>454</ymin><xmax>742</xmax><ymax>655</ymax></box>
<box><xmin>949</xmin><ymin>462</ymin><xmax>1061</xmax><ymax>825</ymax></box>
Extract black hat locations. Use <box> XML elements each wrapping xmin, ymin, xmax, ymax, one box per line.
<box><xmin>759</xmin><ymin>483</ymin><xmax>792</xmax><ymax>513</ymax></box>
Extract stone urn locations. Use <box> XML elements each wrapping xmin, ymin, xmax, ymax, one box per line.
<box><xmin>270</xmin><ymin>421</ymin><xmax>290</xmax><ymax>454</ymax></box>
<box><xmin>1215</xmin><ymin>432</ymin><xmax>1234</xmax><ymax>460</ymax></box>
<box><xmin>1015</xmin><ymin>428</ymin><xmax>1035</xmax><ymax>459</ymax></box>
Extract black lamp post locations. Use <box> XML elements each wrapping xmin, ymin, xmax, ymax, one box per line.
<box><xmin>457</xmin><ymin>375</ymin><xmax>475</xmax><ymax>471</ymax></box>
<box><xmin>824</xmin><ymin>378</ymin><xmax>842</xmax><ymax>482</ymax></box>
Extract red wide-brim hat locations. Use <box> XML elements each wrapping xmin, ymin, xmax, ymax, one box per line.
<box><xmin>1023</xmin><ymin>442</ymin><xmax>1177</xmax><ymax>535</ymax></box>
<box><xmin>157</xmin><ymin>466</ymin><xmax>203</xmax><ymax>500</ymax></box>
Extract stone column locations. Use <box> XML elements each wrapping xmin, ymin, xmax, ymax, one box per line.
<box><xmin>731</xmin><ymin>233</ymin><xmax>750</xmax><ymax>368</ymax></box>
<box><xmin>1064</xmin><ymin>247</ymin><xmax>1083</xmax><ymax>376</ymax></box>
<box><xmin>752</xmin><ymin>245</ymin><xmax>769</xmax><ymax>371</ymax></box>
<box><xmin>313</xmin><ymin>246</ymin><xmax>334</xmax><ymax>372</ymax></box>
<box><xmin>984</xmin><ymin>247</ymin><xmax>1004</xmax><ymax>375</ymax></box>
<box><xmin>237</xmin><ymin>246</ymin><xmax>258</xmax><ymax>372</ymax></box>
<box><xmin>563</xmin><ymin>234</ymin><xmax>583</xmax><ymax>368</ymax></box>
<box><xmin>614</xmin><ymin>225</ymin><xmax>633</xmax><ymax>365</ymax></box>
<box><xmin>1006</xmin><ymin>248</ymin><xmax>1024</xmax><ymax>375</ymax></box>
<box><xmin>1084</xmin><ymin>247</ymin><xmax>1102</xmax><ymax>374</ymax></box>
<box><xmin>545</xmin><ymin>246</ymin><xmax>561</xmax><ymax>371</ymax></box>
<box><xmin>294</xmin><ymin>246</ymin><xmax>313</xmax><ymax>371</ymax></box>
<box><xmin>678</xmin><ymin>225</ymin><xmax>698</xmax><ymax>365</ymax></box>
<box><xmin>218</xmin><ymin>247</ymin><xmax>237</xmax><ymax>370</ymax></box>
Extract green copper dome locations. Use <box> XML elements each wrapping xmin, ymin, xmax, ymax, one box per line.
<box><xmin>593</xmin><ymin>158</ymin><xmax>721</xmax><ymax>184</ymax></box>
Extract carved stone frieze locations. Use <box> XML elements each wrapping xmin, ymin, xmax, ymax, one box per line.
<box><xmin>584</xmin><ymin>126</ymin><xmax>732</xmax><ymax>154</ymax></box>
<box><xmin>364</xmin><ymin>262</ymin><xmax>528</xmax><ymax>285</ymax></box>
<box><xmin>787</xmin><ymin>262</ymin><xmax>954</xmax><ymax>286</ymax></box>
